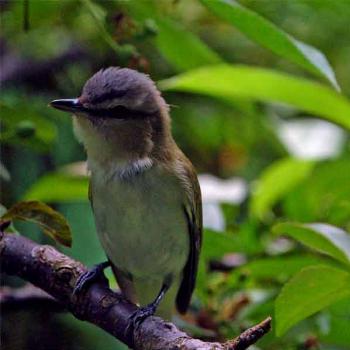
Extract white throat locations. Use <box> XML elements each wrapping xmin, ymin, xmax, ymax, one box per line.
<box><xmin>73</xmin><ymin>116</ymin><xmax>154</xmax><ymax>182</ymax></box>
<box><xmin>88</xmin><ymin>156</ymin><xmax>153</xmax><ymax>182</ymax></box>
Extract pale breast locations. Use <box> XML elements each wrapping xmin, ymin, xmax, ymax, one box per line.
<box><xmin>90</xmin><ymin>166</ymin><xmax>189</xmax><ymax>279</ymax></box>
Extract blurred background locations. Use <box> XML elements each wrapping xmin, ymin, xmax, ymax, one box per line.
<box><xmin>1</xmin><ymin>1</ymin><xmax>350</xmax><ymax>349</ymax></box>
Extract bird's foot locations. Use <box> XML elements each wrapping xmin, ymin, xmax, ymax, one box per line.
<box><xmin>73</xmin><ymin>261</ymin><xmax>110</xmax><ymax>295</ymax></box>
<box><xmin>124</xmin><ymin>283</ymin><xmax>169</xmax><ymax>344</ymax></box>
<box><xmin>130</xmin><ymin>303</ymin><xmax>157</xmax><ymax>327</ymax></box>
<box><xmin>125</xmin><ymin>303</ymin><xmax>157</xmax><ymax>341</ymax></box>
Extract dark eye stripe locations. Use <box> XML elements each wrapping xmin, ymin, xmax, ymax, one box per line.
<box><xmin>86</xmin><ymin>105</ymin><xmax>151</xmax><ymax>120</ymax></box>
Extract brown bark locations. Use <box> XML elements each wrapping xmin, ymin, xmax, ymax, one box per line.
<box><xmin>0</xmin><ymin>232</ymin><xmax>271</xmax><ymax>349</ymax></box>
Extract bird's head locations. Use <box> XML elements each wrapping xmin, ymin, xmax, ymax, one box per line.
<box><xmin>50</xmin><ymin>67</ymin><xmax>165</xmax><ymax>120</ymax></box>
<box><xmin>50</xmin><ymin>67</ymin><xmax>171</xmax><ymax>163</ymax></box>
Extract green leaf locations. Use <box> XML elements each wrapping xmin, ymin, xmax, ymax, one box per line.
<box><xmin>250</xmin><ymin>158</ymin><xmax>315</xmax><ymax>219</ymax></box>
<box><xmin>0</xmin><ymin>204</ymin><xmax>7</xmax><ymax>217</ymax></box>
<box><xmin>0</xmin><ymin>98</ymin><xmax>57</xmax><ymax>152</ymax></box>
<box><xmin>81</xmin><ymin>0</ymin><xmax>136</xmax><ymax>59</ymax></box>
<box><xmin>283</xmin><ymin>159</ymin><xmax>350</xmax><ymax>226</ymax></box>
<box><xmin>159</xmin><ymin>65</ymin><xmax>350</xmax><ymax>130</ymax></box>
<box><xmin>228</xmin><ymin>255</ymin><xmax>331</xmax><ymax>285</ymax></box>
<box><xmin>23</xmin><ymin>173</ymin><xmax>89</xmax><ymax>203</ymax></box>
<box><xmin>1</xmin><ymin>201</ymin><xmax>72</xmax><ymax>247</ymax></box>
<box><xmin>273</xmin><ymin>222</ymin><xmax>350</xmax><ymax>265</ymax></box>
<box><xmin>124</xmin><ymin>1</ymin><xmax>222</xmax><ymax>71</ymax></box>
<box><xmin>200</xmin><ymin>0</ymin><xmax>339</xmax><ymax>90</ymax></box>
<box><xmin>202</xmin><ymin>229</ymin><xmax>240</xmax><ymax>259</ymax></box>
<box><xmin>275</xmin><ymin>265</ymin><xmax>350</xmax><ymax>336</ymax></box>
<box><xmin>320</xmin><ymin>299</ymin><xmax>350</xmax><ymax>347</ymax></box>
<box><xmin>197</xmin><ymin>229</ymin><xmax>240</xmax><ymax>300</ymax></box>
<box><xmin>0</xmin><ymin>161</ymin><xmax>10</xmax><ymax>182</ymax></box>
<box><xmin>0</xmin><ymin>204</ymin><xmax>19</xmax><ymax>234</ymax></box>
<box><xmin>154</xmin><ymin>17</ymin><xmax>222</xmax><ymax>71</ymax></box>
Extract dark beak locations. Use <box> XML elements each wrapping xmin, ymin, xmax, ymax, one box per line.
<box><xmin>49</xmin><ymin>98</ymin><xmax>85</xmax><ymax>113</ymax></box>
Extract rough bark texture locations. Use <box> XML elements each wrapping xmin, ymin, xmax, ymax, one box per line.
<box><xmin>0</xmin><ymin>232</ymin><xmax>271</xmax><ymax>349</ymax></box>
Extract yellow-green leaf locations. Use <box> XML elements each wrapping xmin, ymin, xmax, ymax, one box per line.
<box><xmin>275</xmin><ymin>265</ymin><xmax>350</xmax><ymax>336</ymax></box>
<box><xmin>200</xmin><ymin>0</ymin><xmax>339</xmax><ymax>89</ymax></box>
<box><xmin>251</xmin><ymin>158</ymin><xmax>315</xmax><ymax>219</ymax></box>
<box><xmin>23</xmin><ymin>173</ymin><xmax>88</xmax><ymax>203</ymax></box>
<box><xmin>160</xmin><ymin>65</ymin><xmax>350</xmax><ymax>130</ymax></box>
<box><xmin>1</xmin><ymin>201</ymin><xmax>72</xmax><ymax>247</ymax></box>
<box><xmin>273</xmin><ymin>222</ymin><xmax>350</xmax><ymax>266</ymax></box>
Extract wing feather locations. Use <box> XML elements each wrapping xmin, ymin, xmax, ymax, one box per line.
<box><xmin>174</xmin><ymin>155</ymin><xmax>202</xmax><ymax>314</ymax></box>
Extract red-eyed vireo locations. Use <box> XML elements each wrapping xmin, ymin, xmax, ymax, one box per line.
<box><xmin>50</xmin><ymin>67</ymin><xmax>202</xmax><ymax>328</ymax></box>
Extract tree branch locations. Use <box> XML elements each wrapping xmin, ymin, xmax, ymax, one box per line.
<box><xmin>0</xmin><ymin>232</ymin><xmax>271</xmax><ymax>349</ymax></box>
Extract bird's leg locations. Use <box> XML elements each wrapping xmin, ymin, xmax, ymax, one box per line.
<box><xmin>126</xmin><ymin>283</ymin><xmax>170</xmax><ymax>336</ymax></box>
<box><xmin>73</xmin><ymin>261</ymin><xmax>110</xmax><ymax>295</ymax></box>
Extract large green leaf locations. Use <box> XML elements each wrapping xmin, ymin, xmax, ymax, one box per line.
<box><xmin>275</xmin><ymin>265</ymin><xmax>350</xmax><ymax>336</ymax></box>
<box><xmin>200</xmin><ymin>0</ymin><xmax>339</xmax><ymax>89</ymax></box>
<box><xmin>123</xmin><ymin>1</ymin><xmax>221</xmax><ymax>71</ymax></box>
<box><xmin>23</xmin><ymin>173</ymin><xmax>89</xmax><ymax>203</ymax></box>
<box><xmin>273</xmin><ymin>222</ymin><xmax>350</xmax><ymax>265</ymax></box>
<box><xmin>320</xmin><ymin>299</ymin><xmax>350</xmax><ymax>347</ymax></box>
<box><xmin>283</xmin><ymin>159</ymin><xmax>350</xmax><ymax>226</ymax></box>
<box><xmin>1</xmin><ymin>201</ymin><xmax>72</xmax><ymax>247</ymax></box>
<box><xmin>250</xmin><ymin>158</ymin><xmax>314</xmax><ymax>219</ymax></box>
<box><xmin>160</xmin><ymin>65</ymin><xmax>350</xmax><ymax>130</ymax></box>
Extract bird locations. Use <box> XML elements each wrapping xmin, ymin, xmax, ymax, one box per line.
<box><xmin>50</xmin><ymin>67</ymin><xmax>202</xmax><ymax>329</ymax></box>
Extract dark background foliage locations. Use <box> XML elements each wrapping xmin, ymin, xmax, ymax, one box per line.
<box><xmin>1</xmin><ymin>1</ymin><xmax>350</xmax><ymax>349</ymax></box>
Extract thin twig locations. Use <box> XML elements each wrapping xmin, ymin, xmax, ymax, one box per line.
<box><xmin>23</xmin><ymin>0</ymin><xmax>30</xmax><ymax>31</ymax></box>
